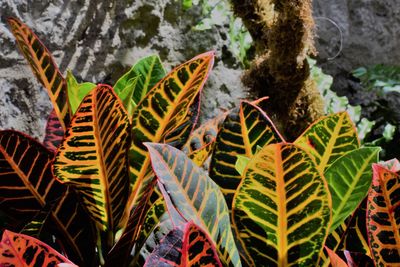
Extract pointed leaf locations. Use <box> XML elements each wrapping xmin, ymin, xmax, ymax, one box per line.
<box><xmin>144</xmin><ymin>221</ymin><xmax>222</xmax><ymax>267</ymax></box>
<box><xmin>325</xmin><ymin>247</ymin><xmax>349</xmax><ymax>267</ymax></box>
<box><xmin>232</xmin><ymin>143</ymin><xmax>331</xmax><ymax>266</ymax></box>
<box><xmin>0</xmin><ymin>130</ymin><xmax>97</xmax><ymax>266</ymax></box>
<box><xmin>126</xmin><ymin>55</ymin><xmax>166</xmax><ymax>104</ymax></box>
<box><xmin>128</xmin><ymin>52</ymin><xmax>214</xmax><ymax>210</ymax></box>
<box><xmin>0</xmin><ymin>230</ymin><xmax>73</xmax><ymax>267</ymax></box>
<box><xmin>182</xmin><ymin>112</ymin><xmax>226</xmax><ymax>167</ymax></box>
<box><xmin>325</xmin><ymin>147</ymin><xmax>380</xmax><ymax>232</ymax></box>
<box><xmin>66</xmin><ymin>70</ymin><xmax>96</xmax><ymax>114</ymax></box>
<box><xmin>367</xmin><ymin>163</ymin><xmax>400</xmax><ymax>266</ymax></box>
<box><xmin>209</xmin><ymin>101</ymin><xmax>284</xmax><ymax>208</ymax></box>
<box><xmin>53</xmin><ymin>84</ymin><xmax>130</xmax><ymax>232</ymax></box>
<box><xmin>146</xmin><ymin>143</ymin><xmax>242</xmax><ymax>267</ymax></box>
<box><xmin>43</xmin><ymin>109</ymin><xmax>64</xmax><ymax>152</ymax></box>
<box><xmin>7</xmin><ymin>17</ymin><xmax>70</xmax><ymax>130</ymax></box>
<box><xmin>294</xmin><ymin>112</ymin><xmax>359</xmax><ymax>173</ymax></box>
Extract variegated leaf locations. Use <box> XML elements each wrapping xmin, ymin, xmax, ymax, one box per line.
<box><xmin>367</xmin><ymin>163</ymin><xmax>400</xmax><ymax>266</ymax></box>
<box><xmin>209</xmin><ymin>101</ymin><xmax>284</xmax><ymax>208</ymax></box>
<box><xmin>144</xmin><ymin>221</ymin><xmax>222</xmax><ymax>267</ymax></box>
<box><xmin>0</xmin><ymin>230</ymin><xmax>73</xmax><ymax>267</ymax></box>
<box><xmin>43</xmin><ymin>109</ymin><xmax>64</xmax><ymax>152</ymax></box>
<box><xmin>232</xmin><ymin>143</ymin><xmax>331</xmax><ymax>266</ymax></box>
<box><xmin>325</xmin><ymin>247</ymin><xmax>349</xmax><ymax>267</ymax></box>
<box><xmin>7</xmin><ymin>17</ymin><xmax>70</xmax><ymax>130</ymax></box>
<box><xmin>128</xmin><ymin>51</ymin><xmax>214</xmax><ymax>211</ymax></box>
<box><xmin>0</xmin><ymin>130</ymin><xmax>97</xmax><ymax>266</ymax></box>
<box><xmin>294</xmin><ymin>112</ymin><xmax>359</xmax><ymax>173</ymax></box>
<box><xmin>325</xmin><ymin>147</ymin><xmax>380</xmax><ymax>232</ymax></box>
<box><xmin>146</xmin><ymin>143</ymin><xmax>242</xmax><ymax>267</ymax></box>
<box><xmin>53</xmin><ymin>84</ymin><xmax>130</xmax><ymax>233</ymax></box>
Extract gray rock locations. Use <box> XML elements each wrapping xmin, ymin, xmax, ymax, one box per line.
<box><xmin>313</xmin><ymin>0</ymin><xmax>400</xmax><ymax>75</ymax></box>
<box><xmin>0</xmin><ymin>0</ymin><xmax>247</xmax><ymax>139</ymax></box>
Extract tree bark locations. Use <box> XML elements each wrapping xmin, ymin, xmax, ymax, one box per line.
<box><xmin>231</xmin><ymin>0</ymin><xmax>325</xmax><ymax>140</ymax></box>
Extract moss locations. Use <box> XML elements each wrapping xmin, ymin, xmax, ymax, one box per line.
<box><xmin>231</xmin><ymin>0</ymin><xmax>324</xmax><ymax>140</ymax></box>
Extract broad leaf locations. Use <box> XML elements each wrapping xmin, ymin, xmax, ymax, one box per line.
<box><xmin>54</xmin><ymin>84</ymin><xmax>130</xmax><ymax>233</ymax></box>
<box><xmin>7</xmin><ymin>17</ymin><xmax>70</xmax><ymax>130</ymax></box>
<box><xmin>66</xmin><ymin>70</ymin><xmax>96</xmax><ymax>114</ymax></box>
<box><xmin>325</xmin><ymin>147</ymin><xmax>380</xmax><ymax>232</ymax></box>
<box><xmin>128</xmin><ymin>51</ymin><xmax>214</xmax><ymax>211</ymax></box>
<box><xmin>209</xmin><ymin>101</ymin><xmax>284</xmax><ymax>208</ymax></box>
<box><xmin>0</xmin><ymin>130</ymin><xmax>97</xmax><ymax>266</ymax></box>
<box><xmin>0</xmin><ymin>230</ymin><xmax>73</xmax><ymax>267</ymax></box>
<box><xmin>144</xmin><ymin>221</ymin><xmax>222</xmax><ymax>267</ymax></box>
<box><xmin>127</xmin><ymin>55</ymin><xmax>166</xmax><ymax>104</ymax></box>
<box><xmin>325</xmin><ymin>247</ymin><xmax>349</xmax><ymax>267</ymax></box>
<box><xmin>367</xmin><ymin>163</ymin><xmax>400</xmax><ymax>266</ymax></box>
<box><xmin>115</xmin><ymin>77</ymin><xmax>138</xmax><ymax>118</ymax></box>
<box><xmin>182</xmin><ymin>112</ymin><xmax>226</xmax><ymax>167</ymax></box>
<box><xmin>232</xmin><ymin>143</ymin><xmax>331</xmax><ymax>266</ymax></box>
<box><xmin>146</xmin><ymin>143</ymin><xmax>242</xmax><ymax>267</ymax></box>
<box><xmin>43</xmin><ymin>109</ymin><xmax>64</xmax><ymax>152</ymax></box>
<box><xmin>294</xmin><ymin>112</ymin><xmax>359</xmax><ymax>173</ymax></box>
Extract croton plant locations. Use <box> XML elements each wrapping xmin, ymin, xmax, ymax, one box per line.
<box><xmin>0</xmin><ymin>18</ymin><xmax>399</xmax><ymax>267</ymax></box>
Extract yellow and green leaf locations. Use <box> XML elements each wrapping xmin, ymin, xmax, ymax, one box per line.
<box><xmin>367</xmin><ymin>162</ymin><xmax>400</xmax><ymax>266</ymax></box>
<box><xmin>128</xmin><ymin>51</ymin><xmax>214</xmax><ymax>210</ymax></box>
<box><xmin>66</xmin><ymin>70</ymin><xmax>96</xmax><ymax>114</ymax></box>
<box><xmin>325</xmin><ymin>147</ymin><xmax>380</xmax><ymax>232</ymax></box>
<box><xmin>232</xmin><ymin>143</ymin><xmax>331</xmax><ymax>266</ymax></box>
<box><xmin>146</xmin><ymin>143</ymin><xmax>242</xmax><ymax>267</ymax></box>
<box><xmin>53</xmin><ymin>84</ymin><xmax>131</xmax><ymax>233</ymax></box>
<box><xmin>7</xmin><ymin>17</ymin><xmax>70</xmax><ymax>130</ymax></box>
<box><xmin>209</xmin><ymin>101</ymin><xmax>284</xmax><ymax>208</ymax></box>
<box><xmin>294</xmin><ymin>112</ymin><xmax>359</xmax><ymax>173</ymax></box>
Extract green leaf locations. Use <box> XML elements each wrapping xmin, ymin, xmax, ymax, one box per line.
<box><xmin>295</xmin><ymin>112</ymin><xmax>360</xmax><ymax>173</ymax></box>
<box><xmin>232</xmin><ymin>143</ymin><xmax>331</xmax><ymax>266</ymax></box>
<box><xmin>235</xmin><ymin>155</ymin><xmax>250</xmax><ymax>176</ymax></box>
<box><xmin>182</xmin><ymin>0</ymin><xmax>193</xmax><ymax>10</ymax></box>
<box><xmin>119</xmin><ymin>55</ymin><xmax>166</xmax><ymax>105</ymax></box>
<box><xmin>146</xmin><ymin>143</ymin><xmax>242</xmax><ymax>267</ymax></box>
<box><xmin>114</xmin><ymin>76</ymin><xmax>138</xmax><ymax>117</ymax></box>
<box><xmin>66</xmin><ymin>70</ymin><xmax>96</xmax><ymax>114</ymax></box>
<box><xmin>325</xmin><ymin>147</ymin><xmax>380</xmax><ymax>232</ymax></box>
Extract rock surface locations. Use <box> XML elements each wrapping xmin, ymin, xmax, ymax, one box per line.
<box><xmin>0</xmin><ymin>0</ymin><xmax>247</xmax><ymax>139</ymax></box>
<box><xmin>1</xmin><ymin>0</ymin><xmax>399</xmax><ymax>139</ymax></box>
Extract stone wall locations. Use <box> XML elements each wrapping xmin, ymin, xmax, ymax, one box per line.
<box><xmin>1</xmin><ymin>0</ymin><xmax>399</xmax><ymax>139</ymax></box>
<box><xmin>0</xmin><ymin>0</ymin><xmax>247</xmax><ymax>139</ymax></box>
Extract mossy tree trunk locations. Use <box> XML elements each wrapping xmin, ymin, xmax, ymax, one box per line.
<box><xmin>231</xmin><ymin>0</ymin><xmax>325</xmax><ymax>140</ymax></box>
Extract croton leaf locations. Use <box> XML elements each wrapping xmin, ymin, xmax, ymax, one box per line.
<box><xmin>182</xmin><ymin>112</ymin><xmax>226</xmax><ymax>167</ymax></box>
<box><xmin>144</xmin><ymin>221</ymin><xmax>222</xmax><ymax>267</ymax></box>
<box><xmin>0</xmin><ymin>230</ymin><xmax>73</xmax><ymax>267</ymax></box>
<box><xmin>115</xmin><ymin>77</ymin><xmax>138</xmax><ymax>118</ymax></box>
<box><xmin>325</xmin><ymin>247</ymin><xmax>349</xmax><ymax>267</ymax></box>
<box><xmin>66</xmin><ymin>70</ymin><xmax>96</xmax><ymax>114</ymax></box>
<box><xmin>127</xmin><ymin>55</ymin><xmax>166</xmax><ymax>104</ymax></box>
<box><xmin>294</xmin><ymin>112</ymin><xmax>359</xmax><ymax>173</ymax></box>
<box><xmin>7</xmin><ymin>17</ymin><xmax>70</xmax><ymax>130</ymax></box>
<box><xmin>367</xmin><ymin>162</ymin><xmax>400</xmax><ymax>266</ymax></box>
<box><xmin>0</xmin><ymin>130</ymin><xmax>97</xmax><ymax>266</ymax></box>
<box><xmin>146</xmin><ymin>143</ymin><xmax>242</xmax><ymax>267</ymax></box>
<box><xmin>342</xmin><ymin>251</ymin><xmax>374</xmax><ymax>267</ymax></box>
<box><xmin>53</xmin><ymin>84</ymin><xmax>131</xmax><ymax>233</ymax></box>
<box><xmin>325</xmin><ymin>147</ymin><xmax>380</xmax><ymax>232</ymax></box>
<box><xmin>209</xmin><ymin>101</ymin><xmax>284</xmax><ymax>208</ymax></box>
<box><xmin>43</xmin><ymin>109</ymin><xmax>64</xmax><ymax>152</ymax></box>
<box><xmin>128</xmin><ymin>51</ymin><xmax>214</xmax><ymax>211</ymax></box>
<box><xmin>232</xmin><ymin>143</ymin><xmax>331</xmax><ymax>266</ymax></box>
